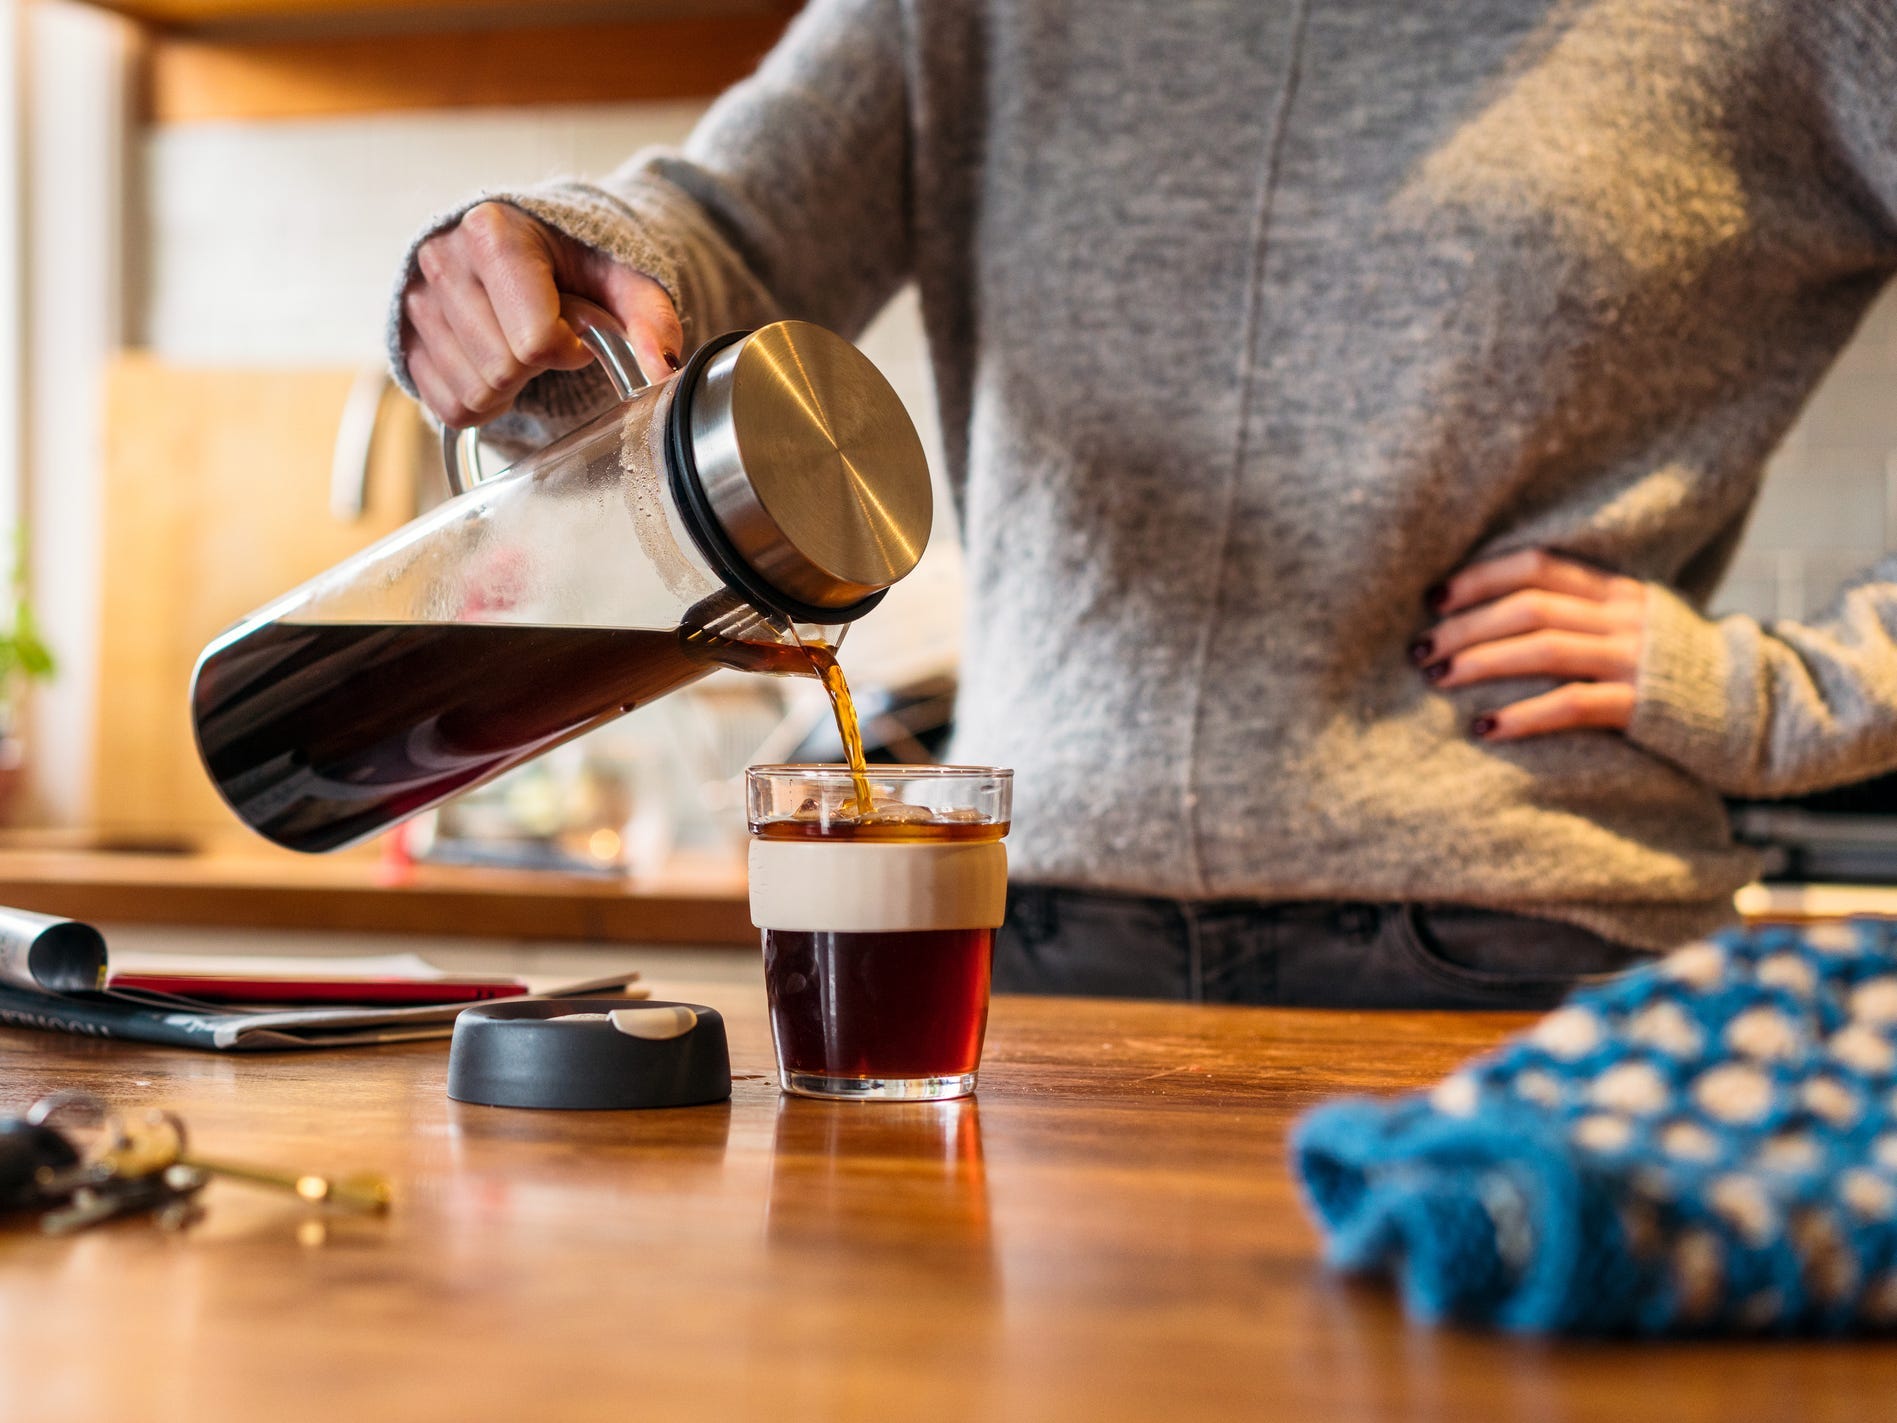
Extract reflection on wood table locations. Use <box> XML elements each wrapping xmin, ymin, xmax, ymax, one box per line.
<box><xmin>0</xmin><ymin>989</ymin><xmax>1889</xmax><ymax>1422</ymax></box>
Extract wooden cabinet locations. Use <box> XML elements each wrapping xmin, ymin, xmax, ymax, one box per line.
<box><xmin>71</xmin><ymin>0</ymin><xmax>789</xmax><ymax>30</ymax></box>
<box><xmin>91</xmin><ymin>356</ymin><xmax>431</xmax><ymax>846</ymax></box>
<box><xmin>66</xmin><ymin>0</ymin><xmax>800</xmax><ymax>123</ymax></box>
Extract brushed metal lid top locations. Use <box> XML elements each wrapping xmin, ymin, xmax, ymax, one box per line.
<box><xmin>684</xmin><ymin>321</ymin><xmax>933</xmax><ymax>613</ymax></box>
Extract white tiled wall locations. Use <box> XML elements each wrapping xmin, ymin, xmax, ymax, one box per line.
<box><xmin>1708</xmin><ymin>286</ymin><xmax>1897</xmax><ymax>625</ymax></box>
<box><xmin>143</xmin><ymin>102</ymin><xmax>708</xmax><ymax>364</ymax></box>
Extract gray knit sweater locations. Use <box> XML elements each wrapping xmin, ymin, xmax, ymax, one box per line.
<box><xmin>390</xmin><ymin>0</ymin><xmax>1897</xmax><ymax>951</ymax></box>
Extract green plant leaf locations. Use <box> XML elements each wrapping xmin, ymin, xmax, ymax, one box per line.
<box><xmin>0</xmin><ymin>527</ymin><xmax>56</xmax><ymax>687</ymax></box>
<box><xmin>14</xmin><ymin>635</ymin><xmax>52</xmax><ymax>680</ymax></box>
<box><xmin>12</xmin><ymin>599</ymin><xmax>51</xmax><ymax>679</ymax></box>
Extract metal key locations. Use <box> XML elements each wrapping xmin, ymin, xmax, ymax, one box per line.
<box><xmin>120</xmin><ymin>1111</ymin><xmax>392</xmax><ymax>1216</ymax></box>
<box><xmin>31</xmin><ymin>1107</ymin><xmax>185</xmax><ymax>1198</ymax></box>
<box><xmin>40</xmin><ymin>1166</ymin><xmax>207</xmax><ymax>1236</ymax></box>
<box><xmin>29</xmin><ymin>1103</ymin><xmax>208</xmax><ymax>1234</ymax></box>
<box><xmin>180</xmin><ymin>1153</ymin><xmax>391</xmax><ymax>1214</ymax></box>
<box><xmin>18</xmin><ymin>1099</ymin><xmax>391</xmax><ymax>1230</ymax></box>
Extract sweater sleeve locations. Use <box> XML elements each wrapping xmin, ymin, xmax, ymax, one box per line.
<box><xmin>1789</xmin><ymin>0</ymin><xmax>1897</xmax><ymax>237</ymax></box>
<box><xmin>1633</xmin><ymin>6</ymin><xmax>1897</xmax><ymax>796</ymax></box>
<box><xmin>386</xmin><ymin>0</ymin><xmax>912</xmax><ymax>442</ymax></box>
<box><xmin>1628</xmin><ymin>564</ymin><xmax>1897</xmax><ymax>798</ymax></box>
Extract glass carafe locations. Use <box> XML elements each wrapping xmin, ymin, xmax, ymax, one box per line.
<box><xmin>189</xmin><ymin>301</ymin><xmax>933</xmax><ymax>853</ymax></box>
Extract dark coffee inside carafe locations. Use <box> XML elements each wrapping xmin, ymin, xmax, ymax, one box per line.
<box><xmin>192</xmin><ymin>608</ymin><xmax>852</xmax><ymax>854</ymax></box>
<box><xmin>188</xmin><ymin>318</ymin><xmax>924</xmax><ymax>854</ymax></box>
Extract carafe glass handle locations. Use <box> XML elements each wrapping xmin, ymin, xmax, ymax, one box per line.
<box><xmin>441</xmin><ymin>295</ymin><xmax>650</xmax><ymax>497</ymax></box>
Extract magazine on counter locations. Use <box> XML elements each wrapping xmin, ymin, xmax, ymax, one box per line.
<box><xmin>0</xmin><ymin>907</ymin><xmax>643</xmax><ymax>1051</ymax></box>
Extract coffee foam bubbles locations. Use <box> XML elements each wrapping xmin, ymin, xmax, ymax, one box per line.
<box><xmin>747</xmin><ymin>840</ymin><xmax>1008</xmax><ymax>933</ymax></box>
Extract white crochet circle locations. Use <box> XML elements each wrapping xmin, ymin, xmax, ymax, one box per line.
<box><xmin>1512</xmin><ymin>1069</ymin><xmax>1561</xmax><ymax>1108</ymax></box>
<box><xmin>1530</xmin><ymin>1006</ymin><xmax>1603</xmax><ymax>1060</ymax></box>
<box><xmin>1573</xmin><ymin>1113</ymin><xmax>1634</xmax><ymax>1152</ymax></box>
<box><xmin>1830</xmin><ymin>1023</ymin><xmax>1897</xmax><ymax>1077</ymax></box>
<box><xmin>1756</xmin><ymin>1131</ymin><xmax>1820</xmax><ymax>1173</ymax></box>
<box><xmin>1755</xmin><ymin>953</ymin><xmax>1817</xmax><ymax>997</ymax></box>
<box><xmin>1803</xmin><ymin>923</ymin><xmax>1862</xmax><ymax>956</ymax></box>
<box><xmin>1659</xmin><ymin>1119</ymin><xmax>1719</xmax><ymax>1162</ymax></box>
<box><xmin>1803</xmin><ymin>1076</ymin><xmax>1861</xmax><ymax>1127</ymax></box>
<box><xmin>1590</xmin><ymin>1060</ymin><xmax>1670</xmax><ymax>1116</ymax></box>
<box><xmin>1694</xmin><ymin>1063</ymin><xmax>1775</xmax><ymax>1125</ymax></box>
<box><xmin>1841</xmin><ymin>1169</ymin><xmax>1897</xmax><ymax>1221</ymax></box>
<box><xmin>1429</xmin><ymin>1073</ymin><xmax>1480</xmax><ymax>1117</ymax></box>
<box><xmin>1849</xmin><ymin>976</ymin><xmax>1897</xmax><ymax>1024</ymax></box>
<box><xmin>1710</xmin><ymin>1175</ymin><xmax>1778</xmax><ymax>1245</ymax></box>
<box><xmin>1725</xmin><ymin>1007</ymin><xmax>1803</xmax><ymax>1061</ymax></box>
<box><xmin>1663</xmin><ymin>942</ymin><xmax>1727</xmax><ymax>989</ymax></box>
<box><xmin>1626</xmin><ymin>999</ymin><xmax>1704</xmax><ymax>1058</ymax></box>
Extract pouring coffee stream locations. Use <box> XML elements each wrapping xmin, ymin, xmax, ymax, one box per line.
<box><xmin>189</xmin><ymin>304</ymin><xmax>931</xmax><ymax>852</ymax></box>
<box><xmin>794</xmin><ymin>638</ymin><xmax>875</xmax><ymax>815</ymax></box>
<box><xmin>677</xmin><ymin>590</ymin><xmax>876</xmax><ymax>813</ymax></box>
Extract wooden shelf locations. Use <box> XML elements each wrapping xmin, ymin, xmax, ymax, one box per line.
<box><xmin>144</xmin><ymin>9</ymin><xmax>796</xmax><ymax>122</ymax></box>
<box><xmin>73</xmin><ymin>0</ymin><xmax>784</xmax><ymax>35</ymax></box>
<box><xmin>62</xmin><ymin>0</ymin><xmax>802</xmax><ymax>123</ymax></box>
<box><xmin>0</xmin><ymin>844</ymin><xmax>754</xmax><ymax>944</ymax></box>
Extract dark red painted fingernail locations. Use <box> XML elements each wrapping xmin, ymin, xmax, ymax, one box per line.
<box><xmin>663</xmin><ymin>350</ymin><xmax>681</xmax><ymax>372</ymax></box>
<box><xmin>1422</xmin><ymin>660</ymin><xmax>1450</xmax><ymax>683</ymax></box>
<box><xmin>1408</xmin><ymin>638</ymin><xmax>1433</xmax><ymax>665</ymax></box>
<box><xmin>1425</xmin><ymin>582</ymin><xmax>1450</xmax><ymax>611</ymax></box>
<box><xmin>1471</xmin><ymin>715</ymin><xmax>1498</xmax><ymax>738</ymax></box>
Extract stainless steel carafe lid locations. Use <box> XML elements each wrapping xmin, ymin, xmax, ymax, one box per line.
<box><xmin>669</xmin><ymin>321</ymin><xmax>933</xmax><ymax>620</ymax></box>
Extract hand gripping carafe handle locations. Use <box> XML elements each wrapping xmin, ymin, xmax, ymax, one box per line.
<box><xmin>440</xmin><ymin>295</ymin><xmax>650</xmax><ymax>497</ymax></box>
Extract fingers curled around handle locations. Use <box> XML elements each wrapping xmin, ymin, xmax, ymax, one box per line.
<box><xmin>403</xmin><ymin>201</ymin><xmax>689</xmax><ymax>429</ymax></box>
<box><xmin>584</xmin><ymin>258</ymin><xmax>686</xmax><ymax>383</ymax></box>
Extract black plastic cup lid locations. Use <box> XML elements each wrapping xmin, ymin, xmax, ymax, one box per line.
<box><xmin>447</xmin><ymin>998</ymin><xmax>731</xmax><ymax>1110</ymax></box>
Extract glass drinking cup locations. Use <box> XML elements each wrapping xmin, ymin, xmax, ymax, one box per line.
<box><xmin>746</xmin><ymin>765</ymin><xmax>1012</xmax><ymax>1101</ymax></box>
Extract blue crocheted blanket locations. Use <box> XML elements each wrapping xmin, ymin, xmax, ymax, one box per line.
<box><xmin>1293</xmin><ymin>921</ymin><xmax>1897</xmax><ymax>1334</ymax></box>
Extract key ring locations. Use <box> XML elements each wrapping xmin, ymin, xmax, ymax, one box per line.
<box><xmin>25</xmin><ymin>1090</ymin><xmax>108</xmax><ymax>1129</ymax></box>
<box><xmin>25</xmin><ymin>1094</ymin><xmax>187</xmax><ymax>1169</ymax></box>
<box><xmin>138</xmin><ymin>1109</ymin><xmax>189</xmax><ymax>1159</ymax></box>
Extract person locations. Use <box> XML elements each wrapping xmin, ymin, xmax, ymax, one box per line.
<box><xmin>389</xmin><ymin>1</ymin><xmax>1897</xmax><ymax>1008</ymax></box>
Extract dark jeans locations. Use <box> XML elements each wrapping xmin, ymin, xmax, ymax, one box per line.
<box><xmin>993</xmin><ymin>886</ymin><xmax>1656</xmax><ymax>1010</ymax></box>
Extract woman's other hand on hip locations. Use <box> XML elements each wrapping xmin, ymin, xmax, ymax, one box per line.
<box><xmin>1410</xmin><ymin>549</ymin><xmax>1647</xmax><ymax>742</ymax></box>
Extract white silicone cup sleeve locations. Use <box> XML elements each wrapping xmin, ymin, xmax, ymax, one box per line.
<box><xmin>748</xmin><ymin>839</ymin><xmax>1008</xmax><ymax>933</ymax></box>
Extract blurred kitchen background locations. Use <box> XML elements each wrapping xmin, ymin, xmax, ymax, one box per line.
<box><xmin>2</xmin><ymin>0</ymin><xmax>1896</xmax><ymax>877</ymax></box>
<box><xmin>8</xmin><ymin>0</ymin><xmax>964</xmax><ymax>876</ymax></box>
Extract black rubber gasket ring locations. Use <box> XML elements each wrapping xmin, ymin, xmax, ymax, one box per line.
<box><xmin>446</xmin><ymin>998</ymin><xmax>731</xmax><ymax>1110</ymax></box>
<box><xmin>665</xmin><ymin>330</ymin><xmax>888</xmax><ymax>627</ymax></box>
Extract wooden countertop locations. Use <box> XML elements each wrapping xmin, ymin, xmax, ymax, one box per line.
<box><xmin>2</xmin><ymin>988</ymin><xmax>1890</xmax><ymax>1421</ymax></box>
<box><xmin>0</xmin><ymin>842</ymin><xmax>755</xmax><ymax>945</ymax></box>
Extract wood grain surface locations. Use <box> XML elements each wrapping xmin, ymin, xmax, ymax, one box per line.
<box><xmin>93</xmin><ymin>355</ymin><xmax>429</xmax><ymax>844</ymax></box>
<box><xmin>0</xmin><ymin>845</ymin><xmax>754</xmax><ymax>943</ymax></box>
<box><xmin>1</xmin><ymin>986</ymin><xmax>1889</xmax><ymax>1422</ymax></box>
<box><xmin>144</xmin><ymin>12</ymin><xmax>795</xmax><ymax>122</ymax></box>
<box><xmin>78</xmin><ymin>0</ymin><xmax>785</xmax><ymax>33</ymax></box>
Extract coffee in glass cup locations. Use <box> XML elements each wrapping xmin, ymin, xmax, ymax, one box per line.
<box><xmin>746</xmin><ymin>765</ymin><xmax>1012</xmax><ymax>1101</ymax></box>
